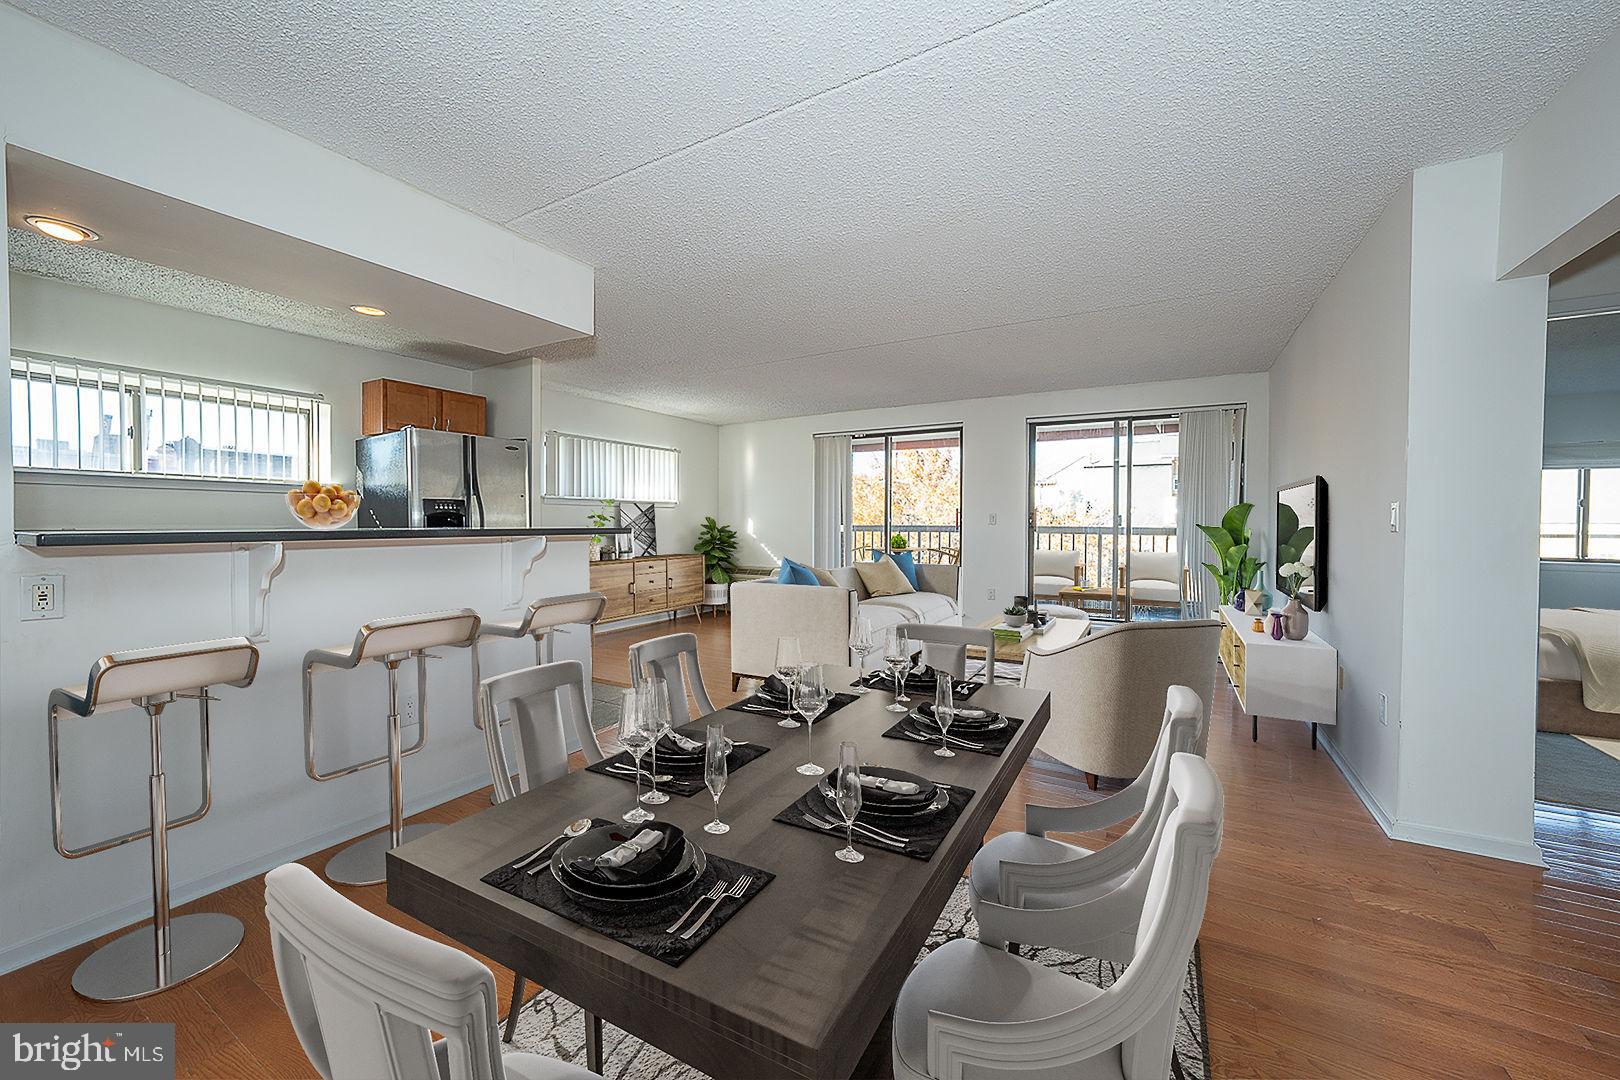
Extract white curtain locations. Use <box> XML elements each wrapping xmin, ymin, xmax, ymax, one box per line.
<box><xmin>1176</xmin><ymin>408</ymin><xmax>1244</xmax><ymax>617</ymax></box>
<box><xmin>813</xmin><ymin>434</ymin><xmax>852</xmax><ymax>567</ymax></box>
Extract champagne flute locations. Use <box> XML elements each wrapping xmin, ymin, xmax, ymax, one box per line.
<box><xmin>703</xmin><ymin>722</ymin><xmax>730</xmax><ymax>835</ymax></box>
<box><xmin>832</xmin><ymin>741</ymin><xmax>864</xmax><ymax>864</ymax></box>
<box><xmin>932</xmin><ymin>671</ymin><xmax>956</xmax><ymax>758</ymax></box>
<box><xmin>795</xmin><ymin>665</ymin><xmax>831</xmax><ymax>776</ymax></box>
<box><xmin>774</xmin><ymin>637</ymin><xmax>804</xmax><ymax>728</ymax></box>
<box><xmin>848</xmin><ymin>616</ymin><xmax>877</xmax><ymax>694</ymax></box>
<box><xmin>639</xmin><ymin>678</ymin><xmax>672</xmax><ymax>806</ymax></box>
<box><xmin>883</xmin><ymin>627</ymin><xmax>912</xmax><ymax>714</ymax></box>
<box><xmin>618</xmin><ymin>689</ymin><xmax>654</xmax><ymax>823</ymax></box>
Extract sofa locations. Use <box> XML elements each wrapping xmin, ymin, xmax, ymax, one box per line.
<box><xmin>1032</xmin><ymin>549</ymin><xmax>1083</xmax><ymax>600</ymax></box>
<box><xmin>729</xmin><ymin>563</ymin><xmax>963</xmax><ymax>687</ymax></box>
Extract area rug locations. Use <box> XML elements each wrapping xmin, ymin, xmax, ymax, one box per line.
<box><xmin>506</xmin><ymin>877</ymin><xmax>1212</xmax><ymax>1079</ymax></box>
<box><xmin>1536</xmin><ymin>730</ymin><xmax>1620</xmax><ymax>814</ymax></box>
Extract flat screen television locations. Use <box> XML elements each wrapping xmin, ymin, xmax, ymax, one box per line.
<box><xmin>1276</xmin><ymin>477</ymin><xmax>1327</xmax><ymax>611</ymax></box>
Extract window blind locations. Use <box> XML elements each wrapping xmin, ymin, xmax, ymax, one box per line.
<box><xmin>545</xmin><ymin>431</ymin><xmax>680</xmax><ymax>503</ymax></box>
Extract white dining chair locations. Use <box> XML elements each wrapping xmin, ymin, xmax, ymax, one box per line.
<box><xmin>265</xmin><ymin>862</ymin><xmax>595</xmax><ymax>1080</ymax></box>
<box><xmin>628</xmin><ymin>632</ymin><xmax>716</xmax><ymax>725</ymax></box>
<box><xmin>968</xmin><ymin>686</ymin><xmax>1204</xmax><ymax>964</ymax></box>
<box><xmin>896</xmin><ymin>623</ymin><xmax>997</xmax><ymax>682</ymax></box>
<box><xmin>892</xmin><ymin>753</ymin><xmax>1224</xmax><ymax>1080</ymax></box>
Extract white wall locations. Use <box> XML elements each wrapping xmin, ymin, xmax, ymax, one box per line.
<box><xmin>535</xmin><ymin>383</ymin><xmax>721</xmax><ymax>554</ymax></box>
<box><xmin>1398</xmin><ymin>154</ymin><xmax>1547</xmax><ymax>863</ymax></box>
<box><xmin>718</xmin><ymin>373</ymin><xmax>1270</xmax><ymax>625</ymax></box>
<box><xmin>1269</xmin><ymin>179</ymin><xmax>1413</xmax><ymax>821</ymax></box>
<box><xmin>10</xmin><ymin>273</ymin><xmax>492</xmax><ymax>529</ymax></box>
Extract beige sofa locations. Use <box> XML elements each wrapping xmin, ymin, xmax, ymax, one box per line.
<box><xmin>729</xmin><ymin>564</ymin><xmax>962</xmax><ymax>686</ymax></box>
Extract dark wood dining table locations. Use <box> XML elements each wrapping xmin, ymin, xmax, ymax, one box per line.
<box><xmin>386</xmin><ymin>669</ymin><xmax>1050</xmax><ymax>1079</ymax></box>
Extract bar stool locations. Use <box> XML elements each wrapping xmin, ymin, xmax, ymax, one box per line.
<box><xmin>304</xmin><ymin>609</ymin><xmax>481</xmax><ymax>886</ymax></box>
<box><xmin>474</xmin><ymin>592</ymin><xmax>607</xmax><ymax>803</ymax></box>
<box><xmin>48</xmin><ymin>637</ymin><xmax>260</xmax><ymax>1001</ymax></box>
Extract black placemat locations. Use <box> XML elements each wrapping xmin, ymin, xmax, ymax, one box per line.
<box><xmin>856</xmin><ymin>669</ymin><xmax>985</xmax><ymax>700</ymax></box>
<box><xmin>481</xmin><ymin>821</ymin><xmax>774</xmax><ymax>967</ymax></box>
<box><xmin>880</xmin><ymin>709</ymin><xmax>1024</xmax><ymax>757</ymax></box>
<box><xmin>725</xmin><ymin>691</ymin><xmax>859</xmax><ymax>721</ymax></box>
<box><xmin>771</xmin><ymin>780</ymin><xmax>974</xmax><ymax>861</ymax></box>
<box><xmin>585</xmin><ymin>735</ymin><xmax>769</xmax><ymax>797</ymax></box>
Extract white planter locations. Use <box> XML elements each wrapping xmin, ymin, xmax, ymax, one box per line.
<box><xmin>704</xmin><ymin>582</ymin><xmax>730</xmax><ymax>607</ymax></box>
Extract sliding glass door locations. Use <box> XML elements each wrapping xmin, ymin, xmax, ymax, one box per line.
<box><xmin>848</xmin><ymin>428</ymin><xmax>962</xmax><ymax>564</ymax></box>
<box><xmin>1028</xmin><ymin>415</ymin><xmax>1180</xmax><ymax>620</ymax></box>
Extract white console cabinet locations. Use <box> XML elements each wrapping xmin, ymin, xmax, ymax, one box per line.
<box><xmin>1218</xmin><ymin>605</ymin><xmax>1338</xmax><ymax>747</ymax></box>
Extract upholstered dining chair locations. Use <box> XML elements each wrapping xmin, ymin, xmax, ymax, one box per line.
<box><xmin>968</xmin><ymin>686</ymin><xmax>1203</xmax><ymax>964</ymax></box>
<box><xmin>1022</xmin><ymin>619</ymin><xmax>1219</xmax><ymax>788</ymax></box>
<box><xmin>478</xmin><ymin>660</ymin><xmax>604</xmax><ymax>1041</ymax></box>
<box><xmin>892</xmin><ymin>753</ymin><xmax>1224</xmax><ymax>1080</ymax></box>
<box><xmin>897</xmin><ymin>623</ymin><xmax>997</xmax><ymax>682</ymax></box>
<box><xmin>265</xmin><ymin>863</ymin><xmax>595</xmax><ymax>1080</ymax></box>
<box><xmin>629</xmin><ymin>632</ymin><xmax>717</xmax><ymax>725</ymax></box>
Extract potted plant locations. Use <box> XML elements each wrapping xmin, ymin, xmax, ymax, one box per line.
<box><xmin>1197</xmin><ymin>503</ymin><xmax>1266</xmax><ymax>610</ymax></box>
<box><xmin>586</xmin><ymin>499</ymin><xmax>617</xmax><ymax>561</ymax></box>
<box><xmin>1003</xmin><ymin>604</ymin><xmax>1028</xmax><ymax>628</ymax></box>
<box><xmin>694</xmin><ymin>516</ymin><xmax>739</xmax><ymax>608</ymax></box>
<box><xmin>889</xmin><ymin>533</ymin><xmax>910</xmax><ymax>552</ymax></box>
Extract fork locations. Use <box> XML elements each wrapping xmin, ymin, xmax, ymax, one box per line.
<box><xmin>901</xmin><ymin>728</ymin><xmax>985</xmax><ymax>751</ymax></box>
<box><xmin>680</xmin><ymin>875</ymin><xmax>753</xmax><ymax>941</ymax></box>
<box><xmin>801</xmin><ymin>812</ymin><xmax>908</xmax><ymax>849</ymax></box>
<box><xmin>665</xmin><ymin>883</ymin><xmax>725</xmax><ymax>934</ymax></box>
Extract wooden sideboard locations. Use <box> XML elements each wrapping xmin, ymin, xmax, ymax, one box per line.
<box><xmin>1218</xmin><ymin>605</ymin><xmax>1338</xmax><ymax>748</ymax></box>
<box><xmin>589</xmin><ymin>554</ymin><xmax>704</xmax><ymax>624</ymax></box>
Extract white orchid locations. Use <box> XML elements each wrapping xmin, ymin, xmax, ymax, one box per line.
<box><xmin>1280</xmin><ymin>561</ymin><xmax>1313</xmax><ymax>596</ymax></box>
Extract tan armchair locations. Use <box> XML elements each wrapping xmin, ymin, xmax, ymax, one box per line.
<box><xmin>1021</xmin><ymin>618</ymin><xmax>1220</xmax><ymax>787</ymax></box>
<box><xmin>1031</xmin><ymin>549</ymin><xmax>1082</xmax><ymax>600</ymax></box>
<box><xmin>1115</xmin><ymin>549</ymin><xmax>1189</xmax><ymax>617</ymax></box>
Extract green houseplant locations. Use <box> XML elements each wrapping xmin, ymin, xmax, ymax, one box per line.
<box><xmin>1002</xmin><ymin>604</ymin><xmax>1028</xmax><ymax>628</ymax></box>
<box><xmin>889</xmin><ymin>533</ymin><xmax>910</xmax><ymax>552</ymax></box>
<box><xmin>694</xmin><ymin>517</ymin><xmax>739</xmax><ymax>585</ymax></box>
<box><xmin>1196</xmin><ymin>503</ymin><xmax>1266</xmax><ymax>607</ymax></box>
<box><xmin>586</xmin><ymin>499</ymin><xmax>617</xmax><ymax>560</ymax></box>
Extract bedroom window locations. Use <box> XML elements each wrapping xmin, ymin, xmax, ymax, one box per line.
<box><xmin>1541</xmin><ymin>467</ymin><xmax>1620</xmax><ymax>561</ymax></box>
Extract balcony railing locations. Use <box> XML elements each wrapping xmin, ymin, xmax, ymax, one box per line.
<box><xmin>846</xmin><ymin>523</ymin><xmax>1178</xmax><ymax>583</ymax></box>
<box><xmin>849</xmin><ymin>525</ymin><xmax>961</xmax><ymax>564</ymax></box>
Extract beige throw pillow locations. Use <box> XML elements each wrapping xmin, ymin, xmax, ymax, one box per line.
<box><xmin>855</xmin><ymin>557</ymin><xmax>915</xmax><ymax>597</ymax></box>
<box><xmin>810</xmin><ymin>566</ymin><xmax>840</xmax><ymax>587</ymax></box>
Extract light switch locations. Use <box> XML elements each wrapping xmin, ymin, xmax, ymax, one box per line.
<box><xmin>1388</xmin><ymin>502</ymin><xmax>1400</xmax><ymax>533</ymax></box>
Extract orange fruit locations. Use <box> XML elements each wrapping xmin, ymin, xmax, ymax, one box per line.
<box><xmin>312</xmin><ymin>494</ymin><xmax>331</xmax><ymax>512</ymax></box>
<box><xmin>301</xmin><ymin>480</ymin><xmax>321</xmax><ymax>494</ymax></box>
<box><xmin>295</xmin><ymin>498</ymin><xmax>317</xmax><ymax>519</ymax></box>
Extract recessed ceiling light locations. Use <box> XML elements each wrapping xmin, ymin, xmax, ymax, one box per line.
<box><xmin>24</xmin><ymin>216</ymin><xmax>99</xmax><ymax>243</ymax></box>
<box><xmin>349</xmin><ymin>305</ymin><xmax>387</xmax><ymax>317</ymax></box>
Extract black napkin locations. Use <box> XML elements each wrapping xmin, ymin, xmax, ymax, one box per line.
<box><xmin>772</xmin><ymin>782</ymin><xmax>974</xmax><ymax>861</ymax></box>
<box><xmin>726</xmin><ymin>691</ymin><xmax>860</xmax><ymax>721</ymax></box>
<box><xmin>881</xmin><ymin>710</ymin><xmax>1023</xmax><ymax>756</ymax></box>
<box><xmin>857</xmin><ymin>771</ymin><xmax>936</xmax><ymax>807</ymax></box>
<box><xmin>585</xmin><ymin>737</ymin><xmax>771</xmax><ymax>796</ymax></box>
<box><xmin>757</xmin><ymin>674</ymin><xmax>794</xmax><ymax>703</ymax></box>
<box><xmin>857</xmin><ymin>666</ymin><xmax>985</xmax><ymax>700</ymax></box>
<box><xmin>562</xmin><ymin>822</ymin><xmax>684</xmax><ymax>886</ymax></box>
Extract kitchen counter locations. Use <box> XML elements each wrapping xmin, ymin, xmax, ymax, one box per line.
<box><xmin>16</xmin><ymin>526</ymin><xmax>628</xmax><ymax>550</ymax></box>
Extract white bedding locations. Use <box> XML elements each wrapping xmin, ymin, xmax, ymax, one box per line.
<box><xmin>1540</xmin><ymin>630</ymin><xmax>1582</xmax><ymax>682</ymax></box>
<box><xmin>1540</xmin><ymin>608</ymin><xmax>1620</xmax><ymax>714</ymax></box>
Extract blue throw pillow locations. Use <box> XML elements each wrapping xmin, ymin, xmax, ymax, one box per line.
<box><xmin>777</xmin><ymin>558</ymin><xmax>820</xmax><ymax>586</ymax></box>
<box><xmin>874</xmin><ymin>550</ymin><xmax>920</xmax><ymax>589</ymax></box>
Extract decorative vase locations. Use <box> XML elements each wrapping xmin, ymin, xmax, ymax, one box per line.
<box><xmin>1270</xmin><ymin>612</ymin><xmax>1285</xmax><ymax>640</ymax></box>
<box><xmin>1244</xmin><ymin>588</ymin><xmax>1266</xmax><ymax>612</ymax></box>
<box><xmin>1233</xmin><ymin>589</ymin><xmax>1246</xmax><ymax>611</ymax></box>
<box><xmin>588</xmin><ymin>541</ymin><xmax>602</xmax><ymax>562</ymax></box>
<box><xmin>1283</xmin><ymin>595</ymin><xmax>1309</xmax><ymax>640</ymax></box>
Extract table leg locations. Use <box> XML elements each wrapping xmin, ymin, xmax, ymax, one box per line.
<box><xmin>503</xmin><ymin>975</ymin><xmax>526</xmax><ymax>1043</ymax></box>
<box><xmin>1251</xmin><ymin>715</ymin><xmax>1258</xmax><ymax>742</ymax></box>
<box><xmin>584</xmin><ymin>1010</ymin><xmax>604</xmax><ymax>1073</ymax></box>
<box><xmin>1311</xmin><ymin>722</ymin><xmax>1318</xmax><ymax>750</ymax></box>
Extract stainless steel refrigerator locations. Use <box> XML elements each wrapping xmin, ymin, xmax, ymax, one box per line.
<box><xmin>354</xmin><ymin>429</ymin><xmax>531</xmax><ymax>528</ymax></box>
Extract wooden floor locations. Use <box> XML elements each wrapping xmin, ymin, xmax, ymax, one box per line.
<box><xmin>5</xmin><ymin>611</ymin><xmax>1620</xmax><ymax>1078</ymax></box>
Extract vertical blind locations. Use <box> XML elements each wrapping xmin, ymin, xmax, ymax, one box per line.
<box><xmin>544</xmin><ymin>431</ymin><xmax>680</xmax><ymax>503</ymax></box>
<box><xmin>10</xmin><ymin>354</ymin><xmax>330</xmax><ymax>482</ymax></box>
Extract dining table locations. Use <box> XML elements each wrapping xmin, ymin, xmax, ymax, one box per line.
<box><xmin>386</xmin><ymin>667</ymin><xmax>1051</xmax><ymax>1080</ymax></box>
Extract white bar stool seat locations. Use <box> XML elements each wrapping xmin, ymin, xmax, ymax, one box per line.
<box><xmin>304</xmin><ymin>609</ymin><xmax>481</xmax><ymax>886</ymax></box>
<box><xmin>49</xmin><ymin>637</ymin><xmax>260</xmax><ymax>1001</ymax></box>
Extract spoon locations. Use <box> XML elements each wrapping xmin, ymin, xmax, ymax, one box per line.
<box><xmin>515</xmin><ymin>818</ymin><xmax>592</xmax><ymax>871</ymax></box>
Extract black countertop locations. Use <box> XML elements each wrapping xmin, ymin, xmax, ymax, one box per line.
<box><xmin>16</xmin><ymin>526</ymin><xmax>629</xmax><ymax>549</ymax></box>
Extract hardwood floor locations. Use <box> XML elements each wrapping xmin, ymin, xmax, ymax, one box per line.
<box><xmin>4</xmin><ymin>610</ymin><xmax>1618</xmax><ymax>1078</ymax></box>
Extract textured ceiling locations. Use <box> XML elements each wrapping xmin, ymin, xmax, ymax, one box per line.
<box><xmin>11</xmin><ymin>0</ymin><xmax>1620</xmax><ymax>423</ymax></box>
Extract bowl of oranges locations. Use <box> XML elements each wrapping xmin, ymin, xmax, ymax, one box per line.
<box><xmin>286</xmin><ymin>481</ymin><xmax>362</xmax><ymax>529</ymax></box>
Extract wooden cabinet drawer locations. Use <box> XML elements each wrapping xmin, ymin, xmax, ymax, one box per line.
<box><xmin>635</xmin><ymin>564</ymin><xmax>668</xmax><ymax>591</ymax></box>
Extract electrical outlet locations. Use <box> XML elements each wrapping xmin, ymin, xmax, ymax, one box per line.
<box><xmin>20</xmin><ymin>573</ymin><xmax>64</xmax><ymax>621</ymax></box>
<box><xmin>986</xmin><ymin>587</ymin><xmax>996</xmax><ymax>602</ymax></box>
<box><xmin>1378</xmin><ymin>692</ymin><xmax>1388</xmax><ymax>725</ymax></box>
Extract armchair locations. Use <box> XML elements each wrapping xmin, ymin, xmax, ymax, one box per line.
<box><xmin>1115</xmin><ymin>550</ymin><xmax>1189</xmax><ymax>617</ymax></box>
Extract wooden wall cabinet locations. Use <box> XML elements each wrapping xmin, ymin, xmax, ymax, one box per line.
<box><xmin>590</xmin><ymin>554</ymin><xmax>704</xmax><ymax>624</ymax></box>
<box><xmin>362</xmin><ymin>379</ymin><xmax>488</xmax><ymax>436</ymax></box>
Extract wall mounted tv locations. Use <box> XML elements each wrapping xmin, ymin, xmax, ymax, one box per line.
<box><xmin>1276</xmin><ymin>476</ymin><xmax>1327</xmax><ymax>612</ymax></box>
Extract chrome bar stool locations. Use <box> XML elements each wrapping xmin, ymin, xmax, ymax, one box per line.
<box><xmin>474</xmin><ymin>592</ymin><xmax>606</xmax><ymax>803</ymax></box>
<box><xmin>49</xmin><ymin>637</ymin><xmax>260</xmax><ymax>1001</ymax></box>
<box><xmin>304</xmin><ymin>609</ymin><xmax>481</xmax><ymax>886</ymax></box>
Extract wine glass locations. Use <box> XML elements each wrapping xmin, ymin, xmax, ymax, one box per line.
<box><xmin>832</xmin><ymin>741</ymin><xmax>864</xmax><ymax>864</ymax></box>
<box><xmin>639</xmin><ymin>678</ymin><xmax>671</xmax><ymax>806</ymax></box>
<box><xmin>931</xmin><ymin>671</ymin><xmax>956</xmax><ymax>758</ymax></box>
<box><xmin>794</xmin><ymin>665</ymin><xmax>831</xmax><ymax>776</ymax></box>
<box><xmin>848</xmin><ymin>616</ymin><xmax>877</xmax><ymax>695</ymax></box>
<box><xmin>703</xmin><ymin>722</ymin><xmax>730</xmax><ymax>835</ymax></box>
<box><xmin>883</xmin><ymin>627</ymin><xmax>912</xmax><ymax>714</ymax></box>
<box><xmin>618</xmin><ymin>688</ymin><xmax>654</xmax><ymax>823</ymax></box>
<box><xmin>774</xmin><ymin>637</ymin><xmax>804</xmax><ymax>729</ymax></box>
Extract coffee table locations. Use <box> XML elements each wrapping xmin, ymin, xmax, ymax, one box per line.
<box><xmin>1058</xmin><ymin>584</ymin><xmax>1126</xmax><ymax>620</ymax></box>
<box><xmin>968</xmin><ymin>614</ymin><xmax>1090</xmax><ymax>665</ymax></box>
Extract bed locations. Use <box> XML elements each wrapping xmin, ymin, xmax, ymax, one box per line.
<box><xmin>1540</xmin><ymin>608</ymin><xmax>1620</xmax><ymax>738</ymax></box>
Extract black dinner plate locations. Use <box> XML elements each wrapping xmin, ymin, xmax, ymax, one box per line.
<box><xmin>817</xmin><ymin>766</ymin><xmax>943</xmax><ymax>820</ymax></box>
<box><xmin>912</xmin><ymin>702</ymin><xmax>1007</xmax><ymax>732</ymax></box>
<box><xmin>554</xmin><ymin>823</ymin><xmax>701</xmax><ymax>896</ymax></box>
